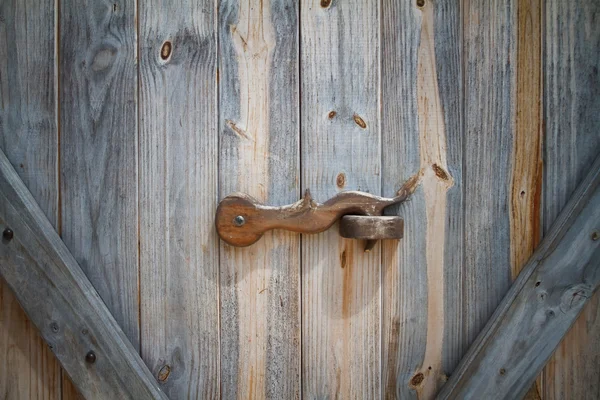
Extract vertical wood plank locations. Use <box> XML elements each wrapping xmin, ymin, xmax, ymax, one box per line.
<box><xmin>219</xmin><ymin>0</ymin><xmax>300</xmax><ymax>397</ymax></box>
<box><xmin>463</xmin><ymin>0</ymin><xmax>516</xmax><ymax>367</ymax></box>
<box><xmin>381</xmin><ymin>0</ymin><xmax>463</xmax><ymax>398</ymax></box>
<box><xmin>301</xmin><ymin>0</ymin><xmax>380</xmax><ymax>397</ymax></box>
<box><xmin>0</xmin><ymin>0</ymin><xmax>60</xmax><ymax>398</ymax></box>
<box><xmin>510</xmin><ymin>0</ymin><xmax>543</xmax><ymax>397</ymax></box>
<box><xmin>542</xmin><ymin>1</ymin><xmax>600</xmax><ymax>398</ymax></box>
<box><xmin>138</xmin><ymin>0</ymin><xmax>219</xmax><ymax>398</ymax></box>
<box><xmin>60</xmin><ymin>0</ymin><xmax>139</xmax><ymax>396</ymax></box>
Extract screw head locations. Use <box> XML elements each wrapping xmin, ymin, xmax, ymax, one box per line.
<box><xmin>233</xmin><ymin>215</ymin><xmax>245</xmax><ymax>227</ymax></box>
<box><xmin>85</xmin><ymin>351</ymin><xmax>96</xmax><ymax>364</ymax></box>
<box><xmin>3</xmin><ymin>228</ymin><xmax>14</xmax><ymax>242</ymax></box>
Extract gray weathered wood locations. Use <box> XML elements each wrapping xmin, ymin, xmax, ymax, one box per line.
<box><xmin>462</xmin><ymin>0</ymin><xmax>516</xmax><ymax>374</ymax></box>
<box><xmin>381</xmin><ymin>0</ymin><xmax>463</xmax><ymax>398</ymax></box>
<box><xmin>438</xmin><ymin>154</ymin><xmax>600</xmax><ymax>399</ymax></box>
<box><xmin>138</xmin><ymin>0</ymin><xmax>220</xmax><ymax>398</ymax></box>
<box><xmin>218</xmin><ymin>0</ymin><xmax>300</xmax><ymax>397</ymax></box>
<box><xmin>60</xmin><ymin>2</ymin><xmax>140</xmax><ymax>395</ymax></box>
<box><xmin>301</xmin><ymin>0</ymin><xmax>380</xmax><ymax>397</ymax></box>
<box><xmin>0</xmin><ymin>0</ymin><xmax>61</xmax><ymax>397</ymax></box>
<box><xmin>0</xmin><ymin>148</ymin><xmax>168</xmax><ymax>400</ymax></box>
<box><xmin>541</xmin><ymin>2</ymin><xmax>600</xmax><ymax>399</ymax></box>
<box><xmin>59</xmin><ymin>0</ymin><xmax>139</xmax><ymax>348</ymax></box>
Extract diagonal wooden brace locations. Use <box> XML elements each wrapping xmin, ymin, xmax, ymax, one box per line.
<box><xmin>0</xmin><ymin>148</ymin><xmax>168</xmax><ymax>400</ymax></box>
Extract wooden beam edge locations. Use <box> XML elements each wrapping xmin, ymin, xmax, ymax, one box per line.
<box><xmin>437</xmin><ymin>153</ymin><xmax>600</xmax><ymax>399</ymax></box>
<box><xmin>0</xmin><ymin>149</ymin><xmax>168</xmax><ymax>400</ymax></box>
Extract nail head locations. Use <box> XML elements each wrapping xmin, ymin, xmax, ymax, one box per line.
<box><xmin>3</xmin><ymin>228</ymin><xmax>14</xmax><ymax>242</ymax></box>
<box><xmin>85</xmin><ymin>351</ymin><xmax>96</xmax><ymax>364</ymax></box>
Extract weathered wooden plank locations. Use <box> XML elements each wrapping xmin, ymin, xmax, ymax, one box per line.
<box><xmin>301</xmin><ymin>0</ymin><xmax>380</xmax><ymax>397</ymax></box>
<box><xmin>59</xmin><ymin>0</ymin><xmax>139</xmax><ymax>347</ymax></box>
<box><xmin>510</xmin><ymin>0</ymin><xmax>543</xmax><ymax>397</ymax></box>
<box><xmin>138</xmin><ymin>0</ymin><xmax>219</xmax><ymax>398</ymax></box>
<box><xmin>0</xmin><ymin>0</ymin><xmax>60</xmax><ymax>398</ymax></box>
<box><xmin>462</xmin><ymin>0</ymin><xmax>516</xmax><ymax>373</ymax></box>
<box><xmin>219</xmin><ymin>0</ymin><xmax>300</xmax><ymax>397</ymax></box>
<box><xmin>381</xmin><ymin>0</ymin><xmax>463</xmax><ymax>398</ymax></box>
<box><xmin>0</xmin><ymin>149</ymin><xmax>167</xmax><ymax>400</ymax></box>
<box><xmin>438</xmin><ymin>154</ymin><xmax>600</xmax><ymax>399</ymax></box>
<box><xmin>542</xmin><ymin>1</ymin><xmax>600</xmax><ymax>398</ymax></box>
<box><xmin>59</xmin><ymin>1</ymin><xmax>139</xmax><ymax>396</ymax></box>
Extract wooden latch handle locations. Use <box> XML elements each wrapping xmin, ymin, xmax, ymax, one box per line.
<box><xmin>215</xmin><ymin>176</ymin><xmax>418</xmax><ymax>250</ymax></box>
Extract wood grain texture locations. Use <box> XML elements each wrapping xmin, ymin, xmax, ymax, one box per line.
<box><xmin>381</xmin><ymin>0</ymin><xmax>462</xmax><ymax>398</ymax></box>
<box><xmin>462</xmin><ymin>0</ymin><xmax>516</xmax><ymax>365</ymax></box>
<box><xmin>219</xmin><ymin>0</ymin><xmax>300</xmax><ymax>397</ymax></box>
<box><xmin>301</xmin><ymin>0</ymin><xmax>380</xmax><ymax>397</ymax></box>
<box><xmin>542</xmin><ymin>1</ymin><xmax>600</xmax><ymax>398</ymax></box>
<box><xmin>59</xmin><ymin>0</ymin><xmax>139</xmax><ymax>346</ymax></box>
<box><xmin>510</xmin><ymin>0</ymin><xmax>542</xmax><ymax>280</ymax></box>
<box><xmin>0</xmin><ymin>149</ymin><xmax>168</xmax><ymax>400</ymax></box>
<box><xmin>60</xmin><ymin>1</ymin><xmax>139</xmax><ymax>396</ymax></box>
<box><xmin>438</xmin><ymin>155</ymin><xmax>600</xmax><ymax>399</ymax></box>
<box><xmin>0</xmin><ymin>0</ymin><xmax>60</xmax><ymax>398</ymax></box>
<box><xmin>511</xmin><ymin>0</ymin><xmax>543</xmax><ymax>397</ymax></box>
<box><xmin>138</xmin><ymin>0</ymin><xmax>219</xmax><ymax>398</ymax></box>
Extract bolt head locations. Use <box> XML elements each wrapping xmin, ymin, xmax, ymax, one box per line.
<box><xmin>233</xmin><ymin>215</ymin><xmax>245</xmax><ymax>227</ymax></box>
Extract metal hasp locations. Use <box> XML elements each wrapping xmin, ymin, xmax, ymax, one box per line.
<box><xmin>215</xmin><ymin>175</ymin><xmax>419</xmax><ymax>251</ymax></box>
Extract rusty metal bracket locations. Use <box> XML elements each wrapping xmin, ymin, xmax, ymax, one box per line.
<box><xmin>215</xmin><ymin>176</ymin><xmax>418</xmax><ymax>251</ymax></box>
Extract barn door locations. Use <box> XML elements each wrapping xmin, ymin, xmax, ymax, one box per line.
<box><xmin>1</xmin><ymin>0</ymin><xmax>599</xmax><ymax>399</ymax></box>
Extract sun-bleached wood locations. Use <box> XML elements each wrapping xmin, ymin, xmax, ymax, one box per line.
<box><xmin>0</xmin><ymin>0</ymin><xmax>60</xmax><ymax>397</ymax></box>
<box><xmin>438</xmin><ymin>155</ymin><xmax>600</xmax><ymax>400</ymax></box>
<box><xmin>301</xmin><ymin>0</ymin><xmax>381</xmax><ymax>397</ymax></box>
<box><xmin>59</xmin><ymin>0</ymin><xmax>139</xmax><ymax>350</ymax></box>
<box><xmin>381</xmin><ymin>0</ymin><xmax>463</xmax><ymax>398</ymax></box>
<box><xmin>462</xmin><ymin>0</ymin><xmax>517</xmax><ymax>381</ymax></box>
<box><xmin>0</xmin><ymin>149</ymin><xmax>168</xmax><ymax>400</ymax></box>
<box><xmin>219</xmin><ymin>0</ymin><xmax>300</xmax><ymax>397</ymax></box>
<box><xmin>138</xmin><ymin>0</ymin><xmax>220</xmax><ymax>397</ymax></box>
<box><xmin>59</xmin><ymin>2</ymin><xmax>140</xmax><ymax>396</ymax></box>
<box><xmin>541</xmin><ymin>1</ymin><xmax>600</xmax><ymax>398</ymax></box>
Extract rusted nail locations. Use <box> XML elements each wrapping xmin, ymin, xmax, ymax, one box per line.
<box><xmin>499</xmin><ymin>368</ymin><xmax>506</xmax><ymax>375</ymax></box>
<box><xmin>416</xmin><ymin>0</ymin><xmax>425</xmax><ymax>7</ymax></box>
<box><xmin>233</xmin><ymin>216</ymin><xmax>245</xmax><ymax>227</ymax></box>
<box><xmin>320</xmin><ymin>0</ymin><xmax>332</xmax><ymax>8</ymax></box>
<box><xmin>85</xmin><ymin>351</ymin><xmax>96</xmax><ymax>364</ymax></box>
<box><xmin>591</xmin><ymin>230</ymin><xmax>599</xmax><ymax>241</ymax></box>
<box><xmin>3</xmin><ymin>228</ymin><xmax>14</xmax><ymax>242</ymax></box>
<box><xmin>328</xmin><ymin>110</ymin><xmax>337</xmax><ymax>119</ymax></box>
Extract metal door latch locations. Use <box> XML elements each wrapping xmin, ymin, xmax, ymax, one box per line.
<box><xmin>215</xmin><ymin>176</ymin><xmax>418</xmax><ymax>251</ymax></box>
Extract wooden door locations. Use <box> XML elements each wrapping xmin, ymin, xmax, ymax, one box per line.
<box><xmin>1</xmin><ymin>0</ymin><xmax>599</xmax><ymax>399</ymax></box>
